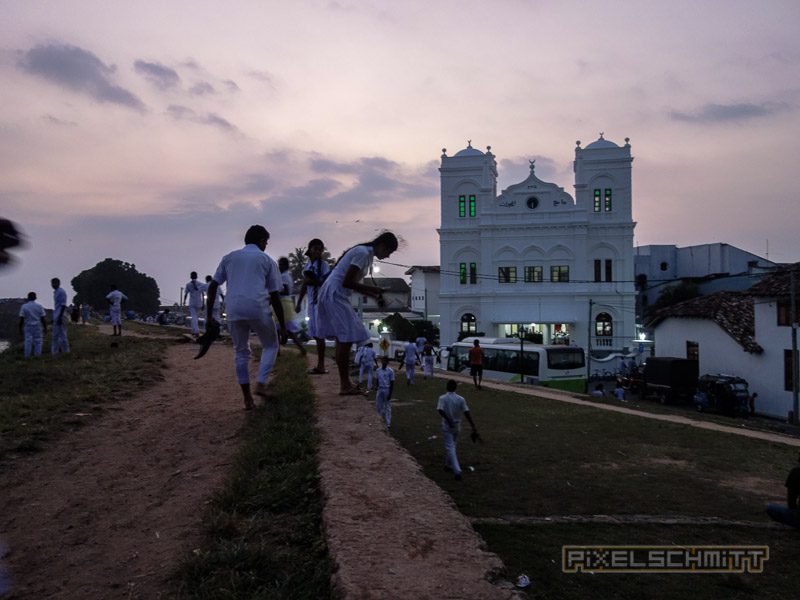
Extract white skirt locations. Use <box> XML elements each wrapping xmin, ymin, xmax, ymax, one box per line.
<box><xmin>315</xmin><ymin>290</ymin><xmax>369</xmax><ymax>344</ymax></box>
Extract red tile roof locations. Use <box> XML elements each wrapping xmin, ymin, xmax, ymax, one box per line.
<box><xmin>649</xmin><ymin>291</ymin><xmax>763</xmax><ymax>354</ymax></box>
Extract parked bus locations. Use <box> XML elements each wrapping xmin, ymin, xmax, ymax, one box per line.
<box><xmin>446</xmin><ymin>337</ymin><xmax>586</xmax><ymax>392</ymax></box>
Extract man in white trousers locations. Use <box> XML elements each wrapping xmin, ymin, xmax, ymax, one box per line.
<box><xmin>206</xmin><ymin>225</ymin><xmax>286</xmax><ymax>410</ymax></box>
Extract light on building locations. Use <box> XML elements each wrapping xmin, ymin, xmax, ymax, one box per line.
<box><xmin>381</xmin><ymin>326</ymin><xmax>389</xmax><ymax>333</ymax></box>
<box><xmin>639</xmin><ymin>332</ymin><xmax>646</xmax><ymax>341</ymax></box>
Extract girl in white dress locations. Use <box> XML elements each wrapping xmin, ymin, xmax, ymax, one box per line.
<box><xmin>316</xmin><ymin>231</ymin><xmax>398</xmax><ymax>395</ymax></box>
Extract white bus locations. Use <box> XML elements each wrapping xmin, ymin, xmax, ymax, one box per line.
<box><xmin>446</xmin><ymin>337</ymin><xmax>586</xmax><ymax>392</ymax></box>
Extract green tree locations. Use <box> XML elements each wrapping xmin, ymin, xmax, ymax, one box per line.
<box><xmin>647</xmin><ymin>281</ymin><xmax>701</xmax><ymax>317</ymax></box>
<box><xmin>71</xmin><ymin>258</ymin><xmax>160</xmax><ymax>316</ymax></box>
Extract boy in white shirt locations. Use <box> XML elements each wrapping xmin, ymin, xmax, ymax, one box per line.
<box><xmin>18</xmin><ymin>292</ymin><xmax>47</xmax><ymax>358</ymax></box>
<box><xmin>106</xmin><ymin>285</ymin><xmax>128</xmax><ymax>337</ymax></box>
<box><xmin>183</xmin><ymin>272</ymin><xmax>206</xmax><ymax>336</ymax></box>
<box><xmin>437</xmin><ymin>379</ymin><xmax>479</xmax><ymax>481</ymax></box>
<box><xmin>358</xmin><ymin>342</ymin><xmax>378</xmax><ymax>391</ymax></box>
<box><xmin>403</xmin><ymin>338</ymin><xmax>420</xmax><ymax>385</ymax></box>
<box><xmin>375</xmin><ymin>356</ymin><xmax>395</xmax><ymax>429</ymax></box>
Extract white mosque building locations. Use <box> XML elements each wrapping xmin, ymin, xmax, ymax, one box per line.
<box><xmin>436</xmin><ymin>134</ymin><xmax>637</xmax><ymax>364</ymax></box>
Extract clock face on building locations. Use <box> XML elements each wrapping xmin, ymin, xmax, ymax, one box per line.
<box><xmin>526</xmin><ymin>196</ymin><xmax>539</xmax><ymax>209</ymax></box>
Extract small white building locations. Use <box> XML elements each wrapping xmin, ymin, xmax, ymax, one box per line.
<box><xmin>405</xmin><ymin>266</ymin><xmax>441</xmax><ymax>325</ymax></box>
<box><xmin>437</xmin><ymin>136</ymin><xmax>637</xmax><ymax>368</ymax></box>
<box><xmin>650</xmin><ymin>265</ymin><xmax>800</xmax><ymax>419</ymax></box>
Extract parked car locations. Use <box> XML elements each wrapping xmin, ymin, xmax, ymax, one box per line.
<box><xmin>694</xmin><ymin>374</ymin><xmax>750</xmax><ymax>416</ymax></box>
<box><xmin>642</xmin><ymin>357</ymin><xmax>699</xmax><ymax>404</ymax></box>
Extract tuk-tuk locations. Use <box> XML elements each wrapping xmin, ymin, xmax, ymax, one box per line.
<box><xmin>694</xmin><ymin>374</ymin><xmax>750</xmax><ymax>416</ymax></box>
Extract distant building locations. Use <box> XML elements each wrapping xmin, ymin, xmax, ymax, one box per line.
<box><xmin>635</xmin><ymin>243</ymin><xmax>775</xmax><ymax>318</ymax></box>
<box><xmin>437</xmin><ymin>136</ymin><xmax>637</xmax><ymax>368</ymax></box>
<box><xmin>405</xmin><ymin>266</ymin><xmax>440</xmax><ymax>325</ymax></box>
<box><xmin>649</xmin><ymin>264</ymin><xmax>799</xmax><ymax>418</ymax></box>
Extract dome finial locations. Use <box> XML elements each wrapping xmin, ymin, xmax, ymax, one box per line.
<box><xmin>467</xmin><ymin>139</ymin><xmax>472</xmax><ymax>147</ymax></box>
<box><xmin>529</xmin><ymin>159</ymin><xmax>536</xmax><ymax>172</ymax></box>
<box><xmin>598</xmin><ymin>131</ymin><xmax>605</xmax><ymax>139</ymax></box>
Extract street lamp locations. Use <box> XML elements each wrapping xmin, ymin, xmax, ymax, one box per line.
<box><xmin>517</xmin><ymin>324</ymin><xmax>528</xmax><ymax>384</ymax></box>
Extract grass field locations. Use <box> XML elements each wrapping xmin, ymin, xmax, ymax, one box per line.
<box><xmin>0</xmin><ymin>324</ymin><xmax>167</xmax><ymax>457</ymax></box>
<box><xmin>389</xmin><ymin>374</ymin><xmax>799</xmax><ymax>599</ymax></box>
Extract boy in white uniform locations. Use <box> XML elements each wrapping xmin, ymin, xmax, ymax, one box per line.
<box><xmin>437</xmin><ymin>379</ymin><xmax>479</xmax><ymax>481</ymax></box>
<box><xmin>358</xmin><ymin>342</ymin><xmax>378</xmax><ymax>391</ymax></box>
<box><xmin>375</xmin><ymin>356</ymin><xmax>395</xmax><ymax>429</ymax></box>
<box><xmin>106</xmin><ymin>285</ymin><xmax>128</xmax><ymax>336</ymax></box>
<box><xmin>421</xmin><ymin>341</ymin><xmax>435</xmax><ymax>379</ymax></box>
<box><xmin>183</xmin><ymin>272</ymin><xmax>206</xmax><ymax>336</ymax></box>
<box><xmin>18</xmin><ymin>292</ymin><xmax>47</xmax><ymax>358</ymax></box>
<box><xmin>50</xmin><ymin>277</ymin><xmax>69</xmax><ymax>354</ymax></box>
<box><xmin>403</xmin><ymin>338</ymin><xmax>419</xmax><ymax>385</ymax></box>
<box><xmin>206</xmin><ymin>225</ymin><xmax>286</xmax><ymax>410</ymax></box>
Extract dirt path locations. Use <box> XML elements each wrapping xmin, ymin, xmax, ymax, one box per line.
<box><xmin>0</xmin><ymin>333</ymin><xmax>245</xmax><ymax>599</ymax></box>
<box><xmin>310</xmin><ymin>369</ymin><xmax>516</xmax><ymax>600</ymax></box>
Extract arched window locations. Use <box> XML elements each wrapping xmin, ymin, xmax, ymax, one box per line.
<box><xmin>595</xmin><ymin>313</ymin><xmax>613</xmax><ymax>336</ymax></box>
<box><xmin>460</xmin><ymin>313</ymin><xmax>477</xmax><ymax>333</ymax></box>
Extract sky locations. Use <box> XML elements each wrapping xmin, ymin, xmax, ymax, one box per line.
<box><xmin>1</xmin><ymin>0</ymin><xmax>799</xmax><ymax>307</ymax></box>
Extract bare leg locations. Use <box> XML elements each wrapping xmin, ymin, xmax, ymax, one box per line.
<box><xmin>335</xmin><ymin>341</ymin><xmax>354</xmax><ymax>393</ymax></box>
<box><xmin>315</xmin><ymin>337</ymin><xmax>326</xmax><ymax>371</ymax></box>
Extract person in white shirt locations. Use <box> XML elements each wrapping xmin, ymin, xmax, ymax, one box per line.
<box><xmin>374</xmin><ymin>356</ymin><xmax>395</xmax><ymax>429</ymax></box>
<box><xmin>295</xmin><ymin>238</ymin><xmax>330</xmax><ymax>375</ymax></box>
<box><xmin>206</xmin><ymin>225</ymin><xmax>286</xmax><ymax>410</ymax></box>
<box><xmin>204</xmin><ymin>275</ymin><xmax>223</xmax><ymax>322</ymax></box>
<box><xmin>50</xmin><ymin>277</ymin><xmax>69</xmax><ymax>354</ymax></box>
<box><xmin>437</xmin><ymin>379</ymin><xmax>479</xmax><ymax>481</ymax></box>
<box><xmin>183</xmin><ymin>271</ymin><xmax>206</xmax><ymax>336</ymax></box>
<box><xmin>403</xmin><ymin>338</ymin><xmax>420</xmax><ymax>385</ymax></box>
<box><xmin>106</xmin><ymin>285</ymin><xmax>128</xmax><ymax>336</ymax></box>
<box><xmin>358</xmin><ymin>342</ymin><xmax>378</xmax><ymax>391</ymax></box>
<box><xmin>421</xmin><ymin>341</ymin><xmax>435</xmax><ymax>379</ymax></box>
<box><xmin>18</xmin><ymin>292</ymin><xmax>47</xmax><ymax>358</ymax></box>
<box><xmin>316</xmin><ymin>231</ymin><xmax>398</xmax><ymax>395</ymax></box>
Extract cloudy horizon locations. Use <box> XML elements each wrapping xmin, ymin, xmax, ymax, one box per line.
<box><xmin>2</xmin><ymin>0</ymin><xmax>799</xmax><ymax>306</ymax></box>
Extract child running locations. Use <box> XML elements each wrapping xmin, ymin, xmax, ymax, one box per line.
<box><xmin>375</xmin><ymin>355</ymin><xmax>395</xmax><ymax>429</ymax></box>
<box><xmin>316</xmin><ymin>231</ymin><xmax>398</xmax><ymax>395</ymax></box>
<box><xmin>437</xmin><ymin>379</ymin><xmax>479</xmax><ymax>481</ymax></box>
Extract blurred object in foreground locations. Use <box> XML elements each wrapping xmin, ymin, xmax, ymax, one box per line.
<box><xmin>0</xmin><ymin>219</ymin><xmax>25</xmax><ymax>268</ymax></box>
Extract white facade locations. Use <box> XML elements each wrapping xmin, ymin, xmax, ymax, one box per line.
<box><xmin>405</xmin><ymin>266</ymin><xmax>441</xmax><ymax>325</ymax></box>
<box><xmin>437</xmin><ymin>136</ymin><xmax>637</xmax><ymax>362</ymax></box>
<box><xmin>653</xmin><ymin>303</ymin><xmax>791</xmax><ymax>419</ymax></box>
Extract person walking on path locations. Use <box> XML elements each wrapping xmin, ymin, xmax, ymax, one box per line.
<box><xmin>278</xmin><ymin>257</ymin><xmax>308</xmax><ymax>357</ymax></box>
<box><xmin>437</xmin><ymin>379</ymin><xmax>479</xmax><ymax>481</ymax></box>
<box><xmin>468</xmin><ymin>338</ymin><xmax>485</xmax><ymax>389</ymax></box>
<box><xmin>80</xmin><ymin>303</ymin><xmax>91</xmax><ymax>324</ymax></box>
<box><xmin>766</xmin><ymin>452</ymin><xmax>800</xmax><ymax>528</ymax></box>
<box><xmin>316</xmin><ymin>231</ymin><xmax>398</xmax><ymax>395</ymax></box>
<box><xmin>374</xmin><ymin>355</ymin><xmax>395</xmax><ymax>429</ymax></box>
<box><xmin>295</xmin><ymin>238</ymin><xmax>330</xmax><ymax>375</ymax></box>
<box><xmin>204</xmin><ymin>275</ymin><xmax>223</xmax><ymax>323</ymax></box>
<box><xmin>422</xmin><ymin>340</ymin><xmax>435</xmax><ymax>379</ymax></box>
<box><xmin>50</xmin><ymin>278</ymin><xmax>69</xmax><ymax>354</ymax></box>
<box><xmin>18</xmin><ymin>292</ymin><xmax>47</xmax><ymax>358</ymax></box>
<box><xmin>183</xmin><ymin>272</ymin><xmax>206</xmax><ymax>336</ymax></box>
<box><xmin>358</xmin><ymin>342</ymin><xmax>378</xmax><ymax>391</ymax></box>
<box><xmin>106</xmin><ymin>284</ymin><xmax>128</xmax><ymax>336</ymax></box>
<box><xmin>403</xmin><ymin>338</ymin><xmax>420</xmax><ymax>385</ymax></box>
<box><xmin>206</xmin><ymin>225</ymin><xmax>286</xmax><ymax>410</ymax></box>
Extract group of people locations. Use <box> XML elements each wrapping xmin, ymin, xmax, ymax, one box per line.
<box><xmin>200</xmin><ymin>224</ymin><xmax>478</xmax><ymax>480</ymax></box>
<box><xmin>18</xmin><ymin>280</ymin><xmax>128</xmax><ymax>356</ymax></box>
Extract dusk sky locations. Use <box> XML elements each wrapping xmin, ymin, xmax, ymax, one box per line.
<box><xmin>1</xmin><ymin>0</ymin><xmax>799</xmax><ymax>306</ymax></box>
